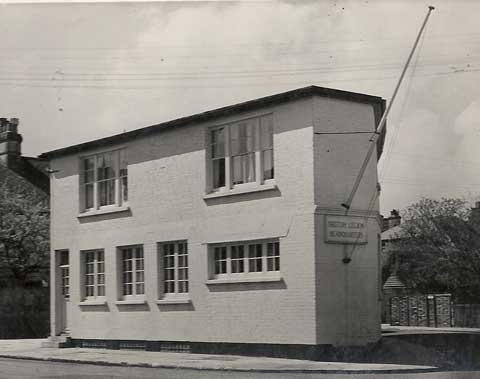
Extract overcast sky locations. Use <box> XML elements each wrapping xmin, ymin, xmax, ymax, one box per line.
<box><xmin>0</xmin><ymin>0</ymin><xmax>479</xmax><ymax>215</ymax></box>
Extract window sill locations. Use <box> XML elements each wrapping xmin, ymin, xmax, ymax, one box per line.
<box><xmin>115</xmin><ymin>298</ymin><xmax>147</xmax><ymax>305</ymax></box>
<box><xmin>156</xmin><ymin>297</ymin><xmax>191</xmax><ymax>305</ymax></box>
<box><xmin>79</xmin><ymin>299</ymin><xmax>107</xmax><ymax>306</ymax></box>
<box><xmin>77</xmin><ymin>205</ymin><xmax>130</xmax><ymax>218</ymax></box>
<box><xmin>203</xmin><ymin>183</ymin><xmax>277</xmax><ymax>200</ymax></box>
<box><xmin>77</xmin><ymin>206</ymin><xmax>130</xmax><ymax>219</ymax></box>
<box><xmin>205</xmin><ymin>274</ymin><xmax>282</xmax><ymax>285</ymax></box>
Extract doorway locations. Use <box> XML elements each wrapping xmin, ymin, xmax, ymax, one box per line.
<box><xmin>58</xmin><ymin>250</ymin><xmax>70</xmax><ymax>335</ymax></box>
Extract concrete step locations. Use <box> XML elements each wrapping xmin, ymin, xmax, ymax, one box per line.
<box><xmin>41</xmin><ymin>335</ymin><xmax>71</xmax><ymax>348</ymax></box>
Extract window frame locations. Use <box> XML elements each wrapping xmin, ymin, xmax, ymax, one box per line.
<box><xmin>81</xmin><ymin>249</ymin><xmax>106</xmax><ymax>301</ymax></box>
<box><xmin>118</xmin><ymin>245</ymin><xmax>145</xmax><ymax>300</ymax></box>
<box><xmin>157</xmin><ymin>240</ymin><xmax>189</xmax><ymax>300</ymax></box>
<box><xmin>79</xmin><ymin>148</ymin><xmax>128</xmax><ymax>213</ymax></box>
<box><xmin>209</xmin><ymin>239</ymin><xmax>280</xmax><ymax>281</ymax></box>
<box><xmin>58</xmin><ymin>250</ymin><xmax>70</xmax><ymax>299</ymax></box>
<box><xmin>207</xmin><ymin>113</ymin><xmax>275</xmax><ymax>194</ymax></box>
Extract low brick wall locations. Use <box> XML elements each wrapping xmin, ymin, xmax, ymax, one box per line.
<box><xmin>0</xmin><ymin>286</ymin><xmax>49</xmax><ymax>338</ymax></box>
<box><xmin>390</xmin><ymin>294</ymin><xmax>452</xmax><ymax>327</ymax></box>
<box><xmin>454</xmin><ymin>304</ymin><xmax>480</xmax><ymax>328</ymax></box>
<box><xmin>372</xmin><ymin>332</ymin><xmax>480</xmax><ymax>370</ymax></box>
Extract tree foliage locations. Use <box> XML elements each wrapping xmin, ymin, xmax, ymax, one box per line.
<box><xmin>0</xmin><ymin>173</ymin><xmax>49</xmax><ymax>286</ymax></box>
<box><xmin>385</xmin><ymin>198</ymin><xmax>480</xmax><ymax>303</ymax></box>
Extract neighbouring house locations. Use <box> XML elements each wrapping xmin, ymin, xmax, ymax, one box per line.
<box><xmin>380</xmin><ymin>209</ymin><xmax>401</xmax><ymax>232</ymax></box>
<box><xmin>380</xmin><ymin>211</ymin><xmax>454</xmax><ymax>327</ymax></box>
<box><xmin>41</xmin><ymin>86</ymin><xmax>386</xmax><ymax>358</ymax></box>
<box><xmin>0</xmin><ymin>118</ymin><xmax>49</xmax><ymax>193</ymax></box>
<box><xmin>381</xmin><ymin>211</ymin><xmax>409</xmax><ymax>323</ymax></box>
<box><xmin>0</xmin><ymin>118</ymin><xmax>50</xmax><ymax>338</ymax></box>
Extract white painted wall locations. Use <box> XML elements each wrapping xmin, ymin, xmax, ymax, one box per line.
<box><xmin>313</xmin><ymin>96</ymin><xmax>381</xmax><ymax>345</ymax></box>
<box><xmin>49</xmin><ymin>95</ymin><xmax>381</xmax><ymax>346</ymax></box>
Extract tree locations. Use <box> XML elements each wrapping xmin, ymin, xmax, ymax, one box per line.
<box><xmin>386</xmin><ymin>198</ymin><xmax>480</xmax><ymax>303</ymax></box>
<box><xmin>0</xmin><ymin>173</ymin><xmax>49</xmax><ymax>287</ymax></box>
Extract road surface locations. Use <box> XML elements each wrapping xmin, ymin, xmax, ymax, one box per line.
<box><xmin>0</xmin><ymin>358</ymin><xmax>479</xmax><ymax>379</ymax></box>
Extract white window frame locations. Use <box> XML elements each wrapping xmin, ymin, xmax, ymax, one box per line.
<box><xmin>58</xmin><ymin>250</ymin><xmax>70</xmax><ymax>299</ymax></box>
<box><xmin>79</xmin><ymin>148</ymin><xmax>128</xmax><ymax>213</ymax></box>
<box><xmin>118</xmin><ymin>245</ymin><xmax>145</xmax><ymax>300</ymax></box>
<box><xmin>207</xmin><ymin>113</ymin><xmax>275</xmax><ymax>193</ymax></box>
<box><xmin>158</xmin><ymin>241</ymin><xmax>189</xmax><ymax>300</ymax></box>
<box><xmin>81</xmin><ymin>249</ymin><xmax>106</xmax><ymax>301</ymax></box>
<box><xmin>209</xmin><ymin>239</ymin><xmax>280</xmax><ymax>280</ymax></box>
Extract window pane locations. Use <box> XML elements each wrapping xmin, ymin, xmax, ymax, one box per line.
<box><xmin>98</xmin><ymin>179</ymin><xmax>115</xmax><ymax>206</ymax></box>
<box><xmin>248</xmin><ymin>244</ymin><xmax>262</xmax><ymax>272</ymax></box>
<box><xmin>214</xmin><ymin>246</ymin><xmax>227</xmax><ymax>274</ymax></box>
<box><xmin>121</xmin><ymin>177</ymin><xmax>128</xmax><ymax>202</ymax></box>
<box><xmin>263</xmin><ymin>149</ymin><xmax>274</xmax><ymax>180</ymax></box>
<box><xmin>260</xmin><ymin>115</ymin><xmax>273</xmax><ymax>149</ymax></box>
<box><xmin>231</xmin><ymin>245</ymin><xmax>245</xmax><ymax>273</ymax></box>
<box><xmin>211</xmin><ymin>128</ymin><xmax>225</xmax><ymax>158</ymax></box>
<box><xmin>119</xmin><ymin>150</ymin><xmax>128</xmax><ymax>175</ymax></box>
<box><xmin>97</xmin><ymin>153</ymin><xmax>116</xmax><ymax>180</ymax></box>
<box><xmin>212</xmin><ymin>158</ymin><xmax>225</xmax><ymax>188</ymax></box>
<box><xmin>83</xmin><ymin>158</ymin><xmax>95</xmax><ymax>187</ymax></box>
<box><xmin>232</xmin><ymin>153</ymin><xmax>255</xmax><ymax>185</ymax></box>
<box><xmin>124</xmin><ymin>283</ymin><xmax>132</xmax><ymax>296</ymax></box>
<box><xmin>85</xmin><ymin>184</ymin><xmax>94</xmax><ymax>209</ymax></box>
<box><xmin>231</xmin><ymin>122</ymin><xmax>255</xmax><ymax>155</ymax></box>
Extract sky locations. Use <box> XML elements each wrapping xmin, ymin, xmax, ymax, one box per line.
<box><xmin>0</xmin><ymin>0</ymin><xmax>479</xmax><ymax>215</ymax></box>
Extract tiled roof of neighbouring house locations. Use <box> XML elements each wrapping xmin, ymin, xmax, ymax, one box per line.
<box><xmin>381</xmin><ymin>224</ymin><xmax>403</xmax><ymax>241</ymax></box>
<box><xmin>383</xmin><ymin>274</ymin><xmax>407</xmax><ymax>289</ymax></box>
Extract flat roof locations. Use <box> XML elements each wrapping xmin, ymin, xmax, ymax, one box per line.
<box><xmin>40</xmin><ymin>85</ymin><xmax>386</xmax><ymax>159</ymax></box>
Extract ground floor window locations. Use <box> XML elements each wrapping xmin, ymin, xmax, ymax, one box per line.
<box><xmin>82</xmin><ymin>249</ymin><xmax>105</xmax><ymax>300</ymax></box>
<box><xmin>210</xmin><ymin>239</ymin><xmax>280</xmax><ymax>279</ymax></box>
<box><xmin>119</xmin><ymin>245</ymin><xmax>144</xmax><ymax>298</ymax></box>
<box><xmin>159</xmin><ymin>241</ymin><xmax>189</xmax><ymax>297</ymax></box>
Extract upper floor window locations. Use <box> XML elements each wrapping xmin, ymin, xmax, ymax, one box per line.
<box><xmin>80</xmin><ymin>149</ymin><xmax>128</xmax><ymax>212</ymax></box>
<box><xmin>209</xmin><ymin>114</ymin><xmax>274</xmax><ymax>191</ymax></box>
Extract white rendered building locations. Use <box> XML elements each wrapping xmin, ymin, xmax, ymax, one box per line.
<box><xmin>42</xmin><ymin>86</ymin><xmax>386</xmax><ymax>358</ymax></box>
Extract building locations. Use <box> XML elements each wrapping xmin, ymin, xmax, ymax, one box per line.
<box><xmin>0</xmin><ymin>118</ymin><xmax>49</xmax><ymax>193</ymax></box>
<box><xmin>42</xmin><ymin>86</ymin><xmax>386</xmax><ymax>357</ymax></box>
<box><xmin>380</xmin><ymin>209</ymin><xmax>401</xmax><ymax>232</ymax></box>
<box><xmin>0</xmin><ymin>118</ymin><xmax>50</xmax><ymax>338</ymax></box>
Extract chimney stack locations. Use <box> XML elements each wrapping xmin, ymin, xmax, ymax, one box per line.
<box><xmin>0</xmin><ymin>118</ymin><xmax>23</xmax><ymax>169</ymax></box>
<box><xmin>381</xmin><ymin>209</ymin><xmax>401</xmax><ymax>231</ymax></box>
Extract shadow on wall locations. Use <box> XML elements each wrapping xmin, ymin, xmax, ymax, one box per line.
<box><xmin>0</xmin><ymin>286</ymin><xmax>49</xmax><ymax>338</ymax></box>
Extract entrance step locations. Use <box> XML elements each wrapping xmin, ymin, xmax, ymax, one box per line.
<box><xmin>41</xmin><ymin>334</ymin><xmax>71</xmax><ymax>348</ymax></box>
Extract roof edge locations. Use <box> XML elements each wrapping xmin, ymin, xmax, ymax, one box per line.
<box><xmin>40</xmin><ymin>85</ymin><xmax>385</xmax><ymax>160</ymax></box>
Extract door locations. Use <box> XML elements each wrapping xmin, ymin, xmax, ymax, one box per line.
<box><xmin>58</xmin><ymin>250</ymin><xmax>70</xmax><ymax>334</ymax></box>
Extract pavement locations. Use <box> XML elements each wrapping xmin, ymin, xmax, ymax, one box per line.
<box><xmin>0</xmin><ymin>338</ymin><xmax>439</xmax><ymax>374</ymax></box>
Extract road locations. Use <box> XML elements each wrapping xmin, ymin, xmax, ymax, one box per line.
<box><xmin>0</xmin><ymin>358</ymin><xmax>479</xmax><ymax>379</ymax></box>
